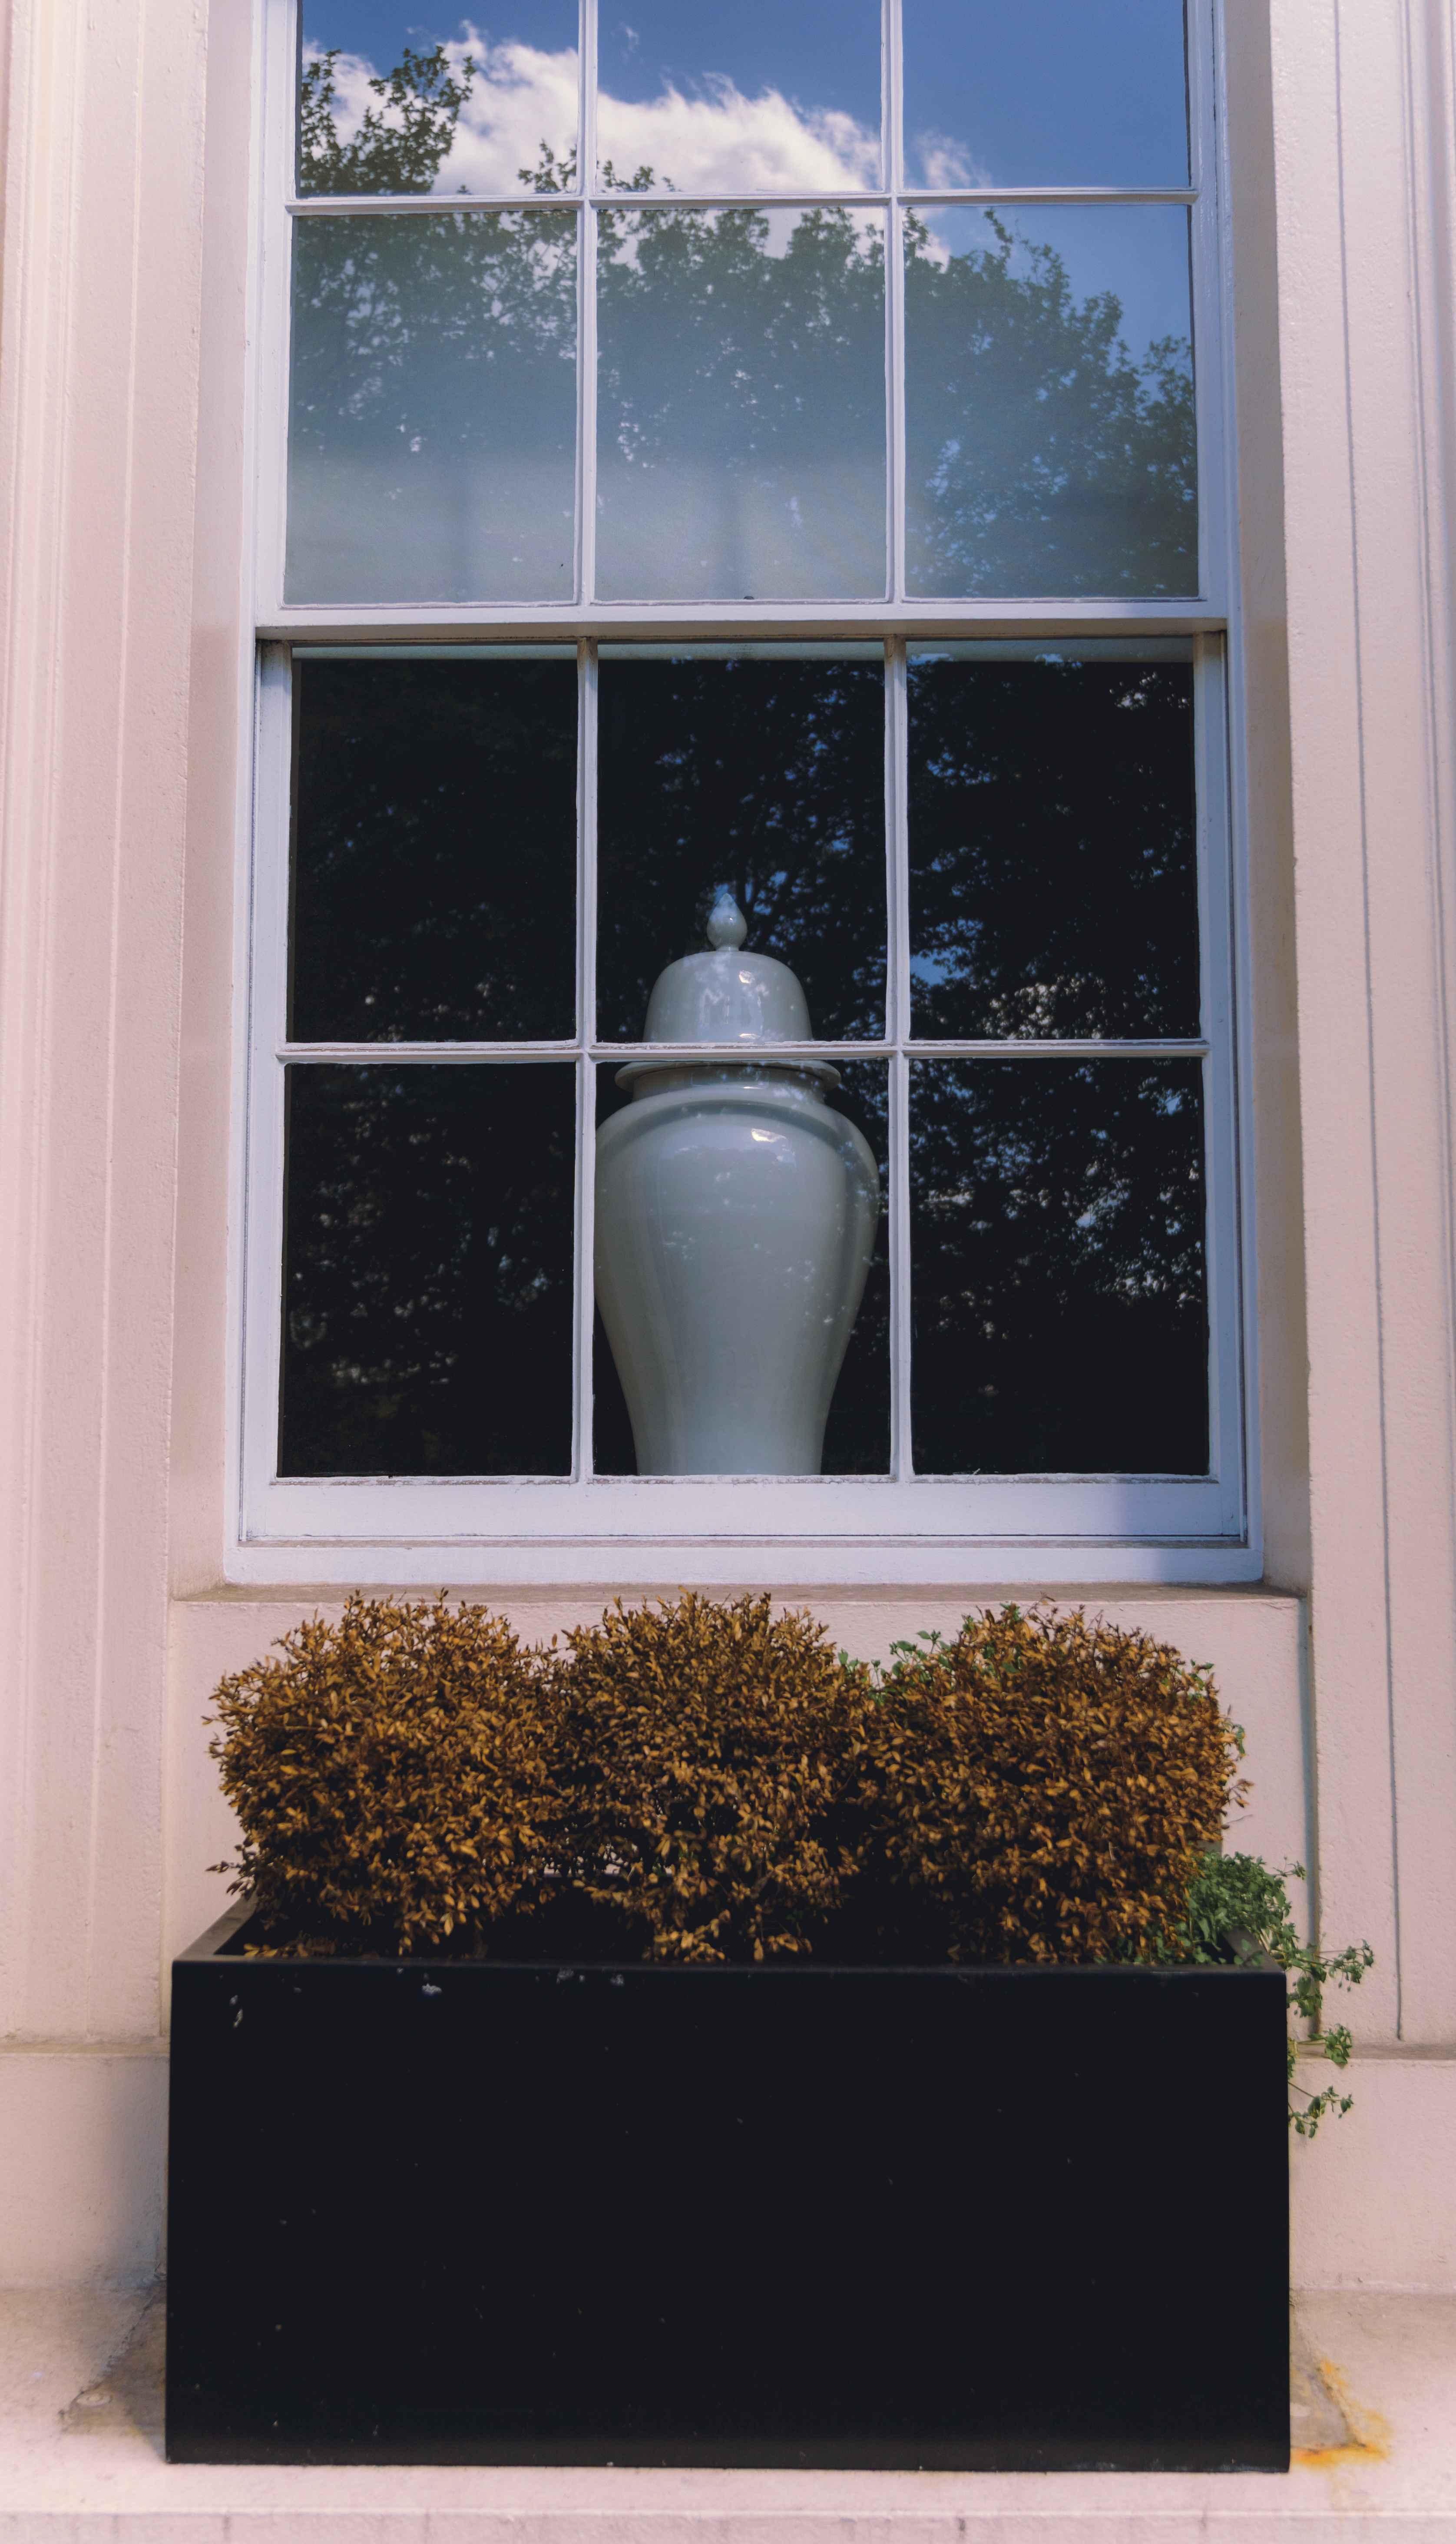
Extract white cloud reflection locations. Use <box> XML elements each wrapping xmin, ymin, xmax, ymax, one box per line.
<box><xmin>911</xmin><ymin>132</ymin><xmax>992</xmax><ymax>192</ymax></box>
<box><xmin>306</xmin><ymin>30</ymin><xmax>883</xmax><ymax>195</ymax></box>
<box><xmin>307</xmin><ymin>34</ymin><xmax>578</xmax><ymax>189</ymax></box>
<box><xmin>596</xmin><ymin>81</ymin><xmax>880</xmax><ymax>193</ymax></box>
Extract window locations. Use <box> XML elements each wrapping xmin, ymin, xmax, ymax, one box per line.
<box><xmin>240</xmin><ymin>0</ymin><xmax>1252</xmax><ymax>1582</ymax></box>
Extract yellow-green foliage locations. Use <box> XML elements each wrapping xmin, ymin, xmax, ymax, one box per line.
<box><xmin>853</xmin><ymin>1606</ymin><xmax>1243</xmax><ymax>1964</ymax></box>
<box><xmin>210</xmin><ymin>1593</ymin><xmax>1243</xmax><ymax>1965</ymax></box>
<box><xmin>208</xmin><ymin>1593</ymin><xmax>563</xmax><ymax>1953</ymax></box>
<box><xmin>556</xmin><ymin>1591</ymin><xmax>867</xmax><ymax>1961</ymax></box>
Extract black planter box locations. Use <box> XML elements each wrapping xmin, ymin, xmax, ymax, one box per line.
<box><xmin>167</xmin><ymin>1905</ymin><xmax>1289</xmax><ymax>2471</ymax></box>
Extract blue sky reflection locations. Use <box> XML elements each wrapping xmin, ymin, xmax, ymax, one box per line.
<box><xmin>597</xmin><ymin>0</ymin><xmax>880</xmax><ymax>189</ymax></box>
<box><xmin>903</xmin><ymin>0</ymin><xmax>1188</xmax><ymax>190</ymax></box>
<box><xmin>917</xmin><ymin>203</ymin><xmax>1191</xmax><ymax>374</ymax></box>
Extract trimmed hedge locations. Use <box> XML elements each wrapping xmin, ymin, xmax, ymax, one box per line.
<box><xmin>210</xmin><ymin>1592</ymin><xmax>1241</xmax><ymax>1964</ymax></box>
<box><xmin>850</xmin><ymin>1607</ymin><xmax>1242</xmax><ymax>1964</ymax></box>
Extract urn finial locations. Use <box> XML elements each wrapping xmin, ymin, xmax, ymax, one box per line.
<box><xmin>706</xmin><ymin>887</ymin><xmax>748</xmax><ymax>951</ymax></box>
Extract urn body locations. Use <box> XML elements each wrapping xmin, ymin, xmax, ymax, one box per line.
<box><xmin>595</xmin><ymin>1064</ymin><xmax>880</xmax><ymax>1476</ymax></box>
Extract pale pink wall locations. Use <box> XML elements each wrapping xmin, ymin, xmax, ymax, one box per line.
<box><xmin>1271</xmin><ymin>0</ymin><xmax>1456</xmax><ymax>2047</ymax></box>
<box><xmin>0</xmin><ymin>0</ymin><xmax>207</xmax><ymax>2050</ymax></box>
<box><xmin>1</xmin><ymin>0</ymin><xmax>1455</xmax><ymax>2290</ymax></box>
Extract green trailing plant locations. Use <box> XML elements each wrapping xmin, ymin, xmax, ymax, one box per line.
<box><xmin>1178</xmin><ymin>1850</ymin><xmax>1374</xmax><ymax>2135</ymax></box>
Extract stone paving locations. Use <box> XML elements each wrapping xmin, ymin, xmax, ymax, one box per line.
<box><xmin>1</xmin><ymin>2285</ymin><xmax>1453</xmax><ymax>2537</ymax></box>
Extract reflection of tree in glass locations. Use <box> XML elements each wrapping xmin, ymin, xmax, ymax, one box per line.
<box><xmin>295</xmin><ymin>50</ymin><xmax>1194</xmax><ymax>601</ymax></box>
<box><xmin>592</xmin><ymin>1060</ymin><xmax>890</xmax><ymax>1475</ymax></box>
<box><xmin>291</xmin><ymin>659</ymin><xmax>577</xmax><ymax>1043</ymax></box>
<box><xmin>597</xmin><ymin>656</ymin><xmax>886</xmax><ymax>1041</ymax></box>
<box><xmin>910</xmin><ymin>1061</ymin><xmax>1208</xmax><ymax>1474</ymax></box>
<box><xmin>298</xmin><ymin>43</ymin><xmax>478</xmax><ymax>195</ymax></box>
<box><xmin>289</xmin><ymin>206</ymin><xmax>577</xmax><ymax>478</ymax></box>
<box><xmin>905</xmin><ymin>211</ymin><xmax>1196</xmax><ymax>596</ymax></box>
<box><xmin>908</xmin><ymin>658</ymin><xmax>1198</xmax><ymax>1037</ymax></box>
<box><xmin>288</xmin><ymin>62</ymin><xmax>577</xmax><ymax>603</ymax></box>
<box><xmin>597</xmin><ymin>202</ymin><xmax>887</xmax><ymax>599</ymax></box>
<box><xmin>288</xmin><ymin>202</ymin><xmax>576</xmax><ymax>600</ymax></box>
<box><xmin>280</xmin><ymin>1067</ymin><xmax>575</xmax><ymax>1476</ymax></box>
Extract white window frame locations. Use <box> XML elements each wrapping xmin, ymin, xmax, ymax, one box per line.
<box><xmin>231</xmin><ymin>0</ymin><xmax>1259</xmax><ymax>1587</ymax></box>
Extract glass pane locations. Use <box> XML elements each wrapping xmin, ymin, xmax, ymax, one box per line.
<box><xmin>596</xmin><ymin>650</ymin><xmax>886</xmax><ymax>1041</ymax></box>
<box><xmin>291</xmin><ymin>655</ymin><xmax>578</xmax><ymax>1043</ymax></box>
<box><xmin>279</xmin><ymin>1064</ymin><xmax>575</xmax><ymax>1475</ymax></box>
<box><xmin>907</xmin><ymin>646</ymin><xmax>1198</xmax><ymax>1038</ymax></box>
<box><xmin>594</xmin><ymin>1060</ymin><xmax>887</xmax><ymax>1475</ymax></box>
<box><xmin>903</xmin><ymin>0</ymin><xmax>1188</xmax><ymax>190</ymax></box>
<box><xmin>596</xmin><ymin>208</ymin><xmax>886</xmax><ymax>601</ymax></box>
<box><xmin>298</xmin><ymin>3</ymin><xmax>580</xmax><ymax>197</ymax></box>
<box><xmin>910</xmin><ymin>1060</ymin><xmax>1208</xmax><ymax>1473</ymax></box>
<box><xmin>597</xmin><ymin>0</ymin><xmax>880</xmax><ymax>192</ymax></box>
<box><xmin>286</xmin><ymin>211</ymin><xmax>576</xmax><ymax>603</ymax></box>
<box><xmin>904</xmin><ymin>206</ymin><xmax>1196</xmax><ymax>597</ymax></box>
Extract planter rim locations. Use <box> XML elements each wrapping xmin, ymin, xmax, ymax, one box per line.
<box><xmin>178</xmin><ymin>1902</ymin><xmax>1281</xmax><ymax>1981</ymax></box>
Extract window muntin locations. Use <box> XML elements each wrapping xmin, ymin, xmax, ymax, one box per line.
<box><xmin>266</xmin><ymin>0</ymin><xmax>1217</xmax><ymax>615</ymax></box>
<box><xmin>244</xmin><ymin>2</ymin><xmax>1250</xmax><ymax>1574</ymax></box>
<box><xmin>246</xmin><ymin>634</ymin><xmax>1241</xmax><ymax>1531</ymax></box>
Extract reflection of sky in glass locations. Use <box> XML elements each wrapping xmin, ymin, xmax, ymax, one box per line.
<box><xmin>597</xmin><ymin>207</ymin><xmax>885</xmax><ymax>601</ymax></box>
<box><xmin>903</xmin><ymin>0</ymin><xmax>1188</xmax><ymax>189</ymax></box>
<box><xmin>905</xmin><ymin>645</ymin><xmax>1198</xmax><ymax>1038</ymax></box>
<box><xmin>597</xmin><ymin>0</ymin><xmax>880</xmax><ymax>191</ymax></box>
<box><xmin>903</xmin><ymin>207</ymin><xmax>1195</xmax><ymax>596</ymax></box>
<box><xmin>300</xmin><ymin>3</ymin><xmax>579</xmax><ymax>194</ymax></box>
<box><xmin>299</xmin><ymin>3</ymin><xmax>887</xmax><ymax>197</ymax></box>
<box><xmin>287</xmin><ymin>211</ymin><xmax>577</xmax><ymax>600</ymax></box>
<box><xmin>917</xmin><ymin>204</ymin><xmax>1191</xmax><ymax>370</ymax></box>
<box><xmin>909</xmin><ymin>1059</ymin><xmax>1208</xmax><ymax>1475</ymax></box>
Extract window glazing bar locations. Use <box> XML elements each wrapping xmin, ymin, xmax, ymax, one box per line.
<box><xmin>274</xmin><ymin>1040</ymin><xmax>1214</xmax><ymax>1063</ymax></box>
<box><xmin>575</xmin><ymin>636</ymin><xmax>599</xmax><ymax>1476</ymax></box>
<box><xmin>579</xmin><ymin>0</ymin><xmax>598</xmax><ymax>608</ymax></box>
<box><xmin>263</xmin><ymin>606</ymin><xmax>1228</xmax><ymax>638</ymax></box>
<box><xmin>885</xmin><ymin>0</ymin><xmax>904</xmax><ymax>603</ymax></box>
<box><xmin>285</xmin><ymin>188</ymin><xmax>1198</xmax><ymax>215</ymax></box>
<box><xmin>887</xmin><ymin>636</ymin><xmax>911</xmax><ymax>1478</ymax></box>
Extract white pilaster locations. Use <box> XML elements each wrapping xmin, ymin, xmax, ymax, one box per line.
<box><xmin>0</xmin><ymin>0</ymin><xmax>209</xmax><ymax>2043</ymax></box>
<box><xmin>1272</xmin><ymin>0</ymin><xmax>1456</xmax><ymax>2045</ymax></box>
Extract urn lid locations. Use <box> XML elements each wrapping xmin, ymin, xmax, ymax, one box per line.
<box><xmin>617</xmin><ymin>887</ymin><xmax>838</xmax><ymax>1094</ymax></box>
<box><xmin>642</xmin><ymin>888</ymin><xmax>812</xmax><ymax>1044</ymax></box>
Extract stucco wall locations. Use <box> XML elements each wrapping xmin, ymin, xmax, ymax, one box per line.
<box><xmin>2</xmin><ymin>0</ymin><xmax>1456</xmax><ymax>2289</ymax></box>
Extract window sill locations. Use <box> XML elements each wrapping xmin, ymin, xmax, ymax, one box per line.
<box><xmin>224</xmin><ymin>1528</ymin><xmax>1264</xmax><ymax>1591</ymax></box>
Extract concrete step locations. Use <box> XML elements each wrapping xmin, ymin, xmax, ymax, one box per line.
<box><xmin>1</xmin><ymin>2286</ymin><xmax>1451</xmax><ymax>2538</ymax></box>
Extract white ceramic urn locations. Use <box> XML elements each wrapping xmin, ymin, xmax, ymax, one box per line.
<box><xmin>595</xmin><ymin>890</ymin><xmax>881</xmax><ymax>1475</ymax></box>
